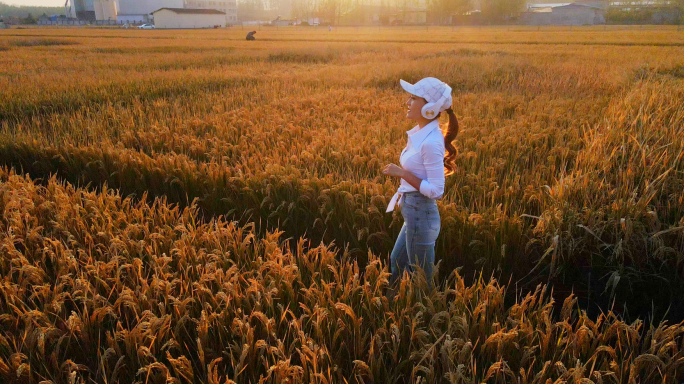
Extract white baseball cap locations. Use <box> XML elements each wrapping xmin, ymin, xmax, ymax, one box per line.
<box><xmin>400</xmin><ymin>77</ymin><xmax>453</xmax><ymax>119</ymax></box>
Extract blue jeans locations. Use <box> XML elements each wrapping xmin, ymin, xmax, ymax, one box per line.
<box><xmin>389</xmin><ymin>192</ymin><xmax>441</xmax><ymax>288</ymax></box>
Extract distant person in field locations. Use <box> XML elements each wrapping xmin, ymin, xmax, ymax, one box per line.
<box><xmin>246</xmin><ymin>31</ymin><xmax>256</xmax><ymax>40</ymax></box>
<box><xmin>382</xmin><ymin>77</ymin><xmax>458</xmax><ymax>290</ymax></box>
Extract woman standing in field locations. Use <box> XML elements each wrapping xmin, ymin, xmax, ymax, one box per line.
<box><xmin>382</xmin><ymin>77</ymin><xmax>458</xmax><ymax>289</ymax></box>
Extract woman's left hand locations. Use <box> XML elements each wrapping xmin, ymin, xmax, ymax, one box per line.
<box><xmin>383</xmin><ymin>163</ymin><xmax>404</xmax><ymax>178</ymax></box>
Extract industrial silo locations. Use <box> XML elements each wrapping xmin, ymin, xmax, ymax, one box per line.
<box><xmin>70</xmin><ymin>0</ymin><xmax>96</xmax><ymax>21</ymax></box>
<box><xmin>94</xmin><ymin>0</ymin><xmax>118</xmax><ymax>21</ymax></box>
<box><xmin>117</xmin><ymin>0</ymin><xmax>184</xmax><ymax>16</ymax></box>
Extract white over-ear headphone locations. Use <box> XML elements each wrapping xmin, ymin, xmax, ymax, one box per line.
<box><xmin>420</xmin><ymin>82</ymin><xmax>453</xmax><ymax>120</ymax></box>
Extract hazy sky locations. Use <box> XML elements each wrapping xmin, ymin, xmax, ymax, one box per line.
<box><xmin>8</xmin><ymin>0</ymin><xmax>66</xmax><ymax>6</ymax></box>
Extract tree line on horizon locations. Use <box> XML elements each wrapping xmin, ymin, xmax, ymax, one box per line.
<box><xmin>0</xmin><ymin>1</ymin><xmax>64</xmax><ymax>20</ymax></box>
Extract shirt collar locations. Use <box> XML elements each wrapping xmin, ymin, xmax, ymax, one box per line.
<box><xmin>407</xmin><ymin>119</ymin><xmax>440</xmax><ymax>148</ymax></box>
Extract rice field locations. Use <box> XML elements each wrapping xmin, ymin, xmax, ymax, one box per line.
<box><xmin>1</xmin><ymin>25</ymin><xmax>684</xmax><ymax>382</ymax></box>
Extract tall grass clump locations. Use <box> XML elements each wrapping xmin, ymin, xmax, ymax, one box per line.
<box><xmin>0</xmin><ymin>169</ymin><xmax>683</xmax><ymax>383</ymax></box>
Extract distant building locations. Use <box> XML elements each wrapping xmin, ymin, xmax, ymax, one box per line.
<box><xmin>268</xmin><ymin>15</ymin><xmax>295</xmax><ymax>25</ymax></box>
<box><xmin>526</xmin><ymin>2</ymin><xmax>570</xmax><ymax>11</ymax></box>
<box><xmin>152</xmin><ymin>8</ymin><xmax>226</xmax><ymax>28</ymax></box>
<box><xmin>69</xmin><ymin>0</ymin><xmax>96</xmax><ymax>21</ymax></box>
<box><xmin>119</xmin><ymin>0</ymin><xmax>183</xmax><ymax>22</ymax></box>
<box><xmin>270</xmin><ymin>19</ymin><xmax>294</xmax><ymax>25</ymax></box>
<box><xmin>184</xmin><ymin>0</ymin><xmax>238</xmax><ymax>24</ymax></box>
<box><xmin>520</xmin><ymin>2</ymin><xmax>605</xmax><ymax>24</ymax></box>
<box><xmin>307</xmin><ymin>17</ymin><xmax>324</xmax><ymax>24</ymax></box>
<box><xmin>449</xmin><ymin>10</ymin><xmax>483</xmax><ymax>25</ymax></box>
<box><xmin>67</xmin><ymin>0</ymin><xmax>236</xmax><ymax>25</ymax></box>
<box><xmin>526</xmin><ymin>1</ymin><xmax>607</xmax><ymax>10</ymax></box>
<box><xmin>94</xmin><ymin>0</ymin><xmax>117</xmax><ymax>21</ymax></box>
<box><xmin>116</xmin><ymin>14</ymin><xmax>149</xmax><ymax>24</ymax></box>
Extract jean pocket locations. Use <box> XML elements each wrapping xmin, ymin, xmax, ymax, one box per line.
<box><xmin>401</xmin><ymin>195</ymin><xmax>420</xmax><ymax>210</ymax></box>
<box><xmin>425</xmin><ymin>207</ymin><xmax>441</xmax><ymax>231</ymax></box>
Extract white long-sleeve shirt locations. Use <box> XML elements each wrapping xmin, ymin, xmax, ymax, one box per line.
<box><xmin>386</xmin><ymin>119</ymin><xmax>446</xmax><ymax>212</ymax></box>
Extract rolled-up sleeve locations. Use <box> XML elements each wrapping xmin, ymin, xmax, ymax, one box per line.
<box><xmin>418</xmin><ymin>139</ymin><xmax>445</xmax><ymax>199</ymax></box>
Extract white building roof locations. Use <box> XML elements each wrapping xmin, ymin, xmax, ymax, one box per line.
<box><xmin>152</xmin><ymin>8</ymin><xmax>226</xmax><ymax>15</ymax></box>
<box><xmin>527</xmin><ymin>2</ymin><xmax>571</xmax><ymax>8</ymax></box>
